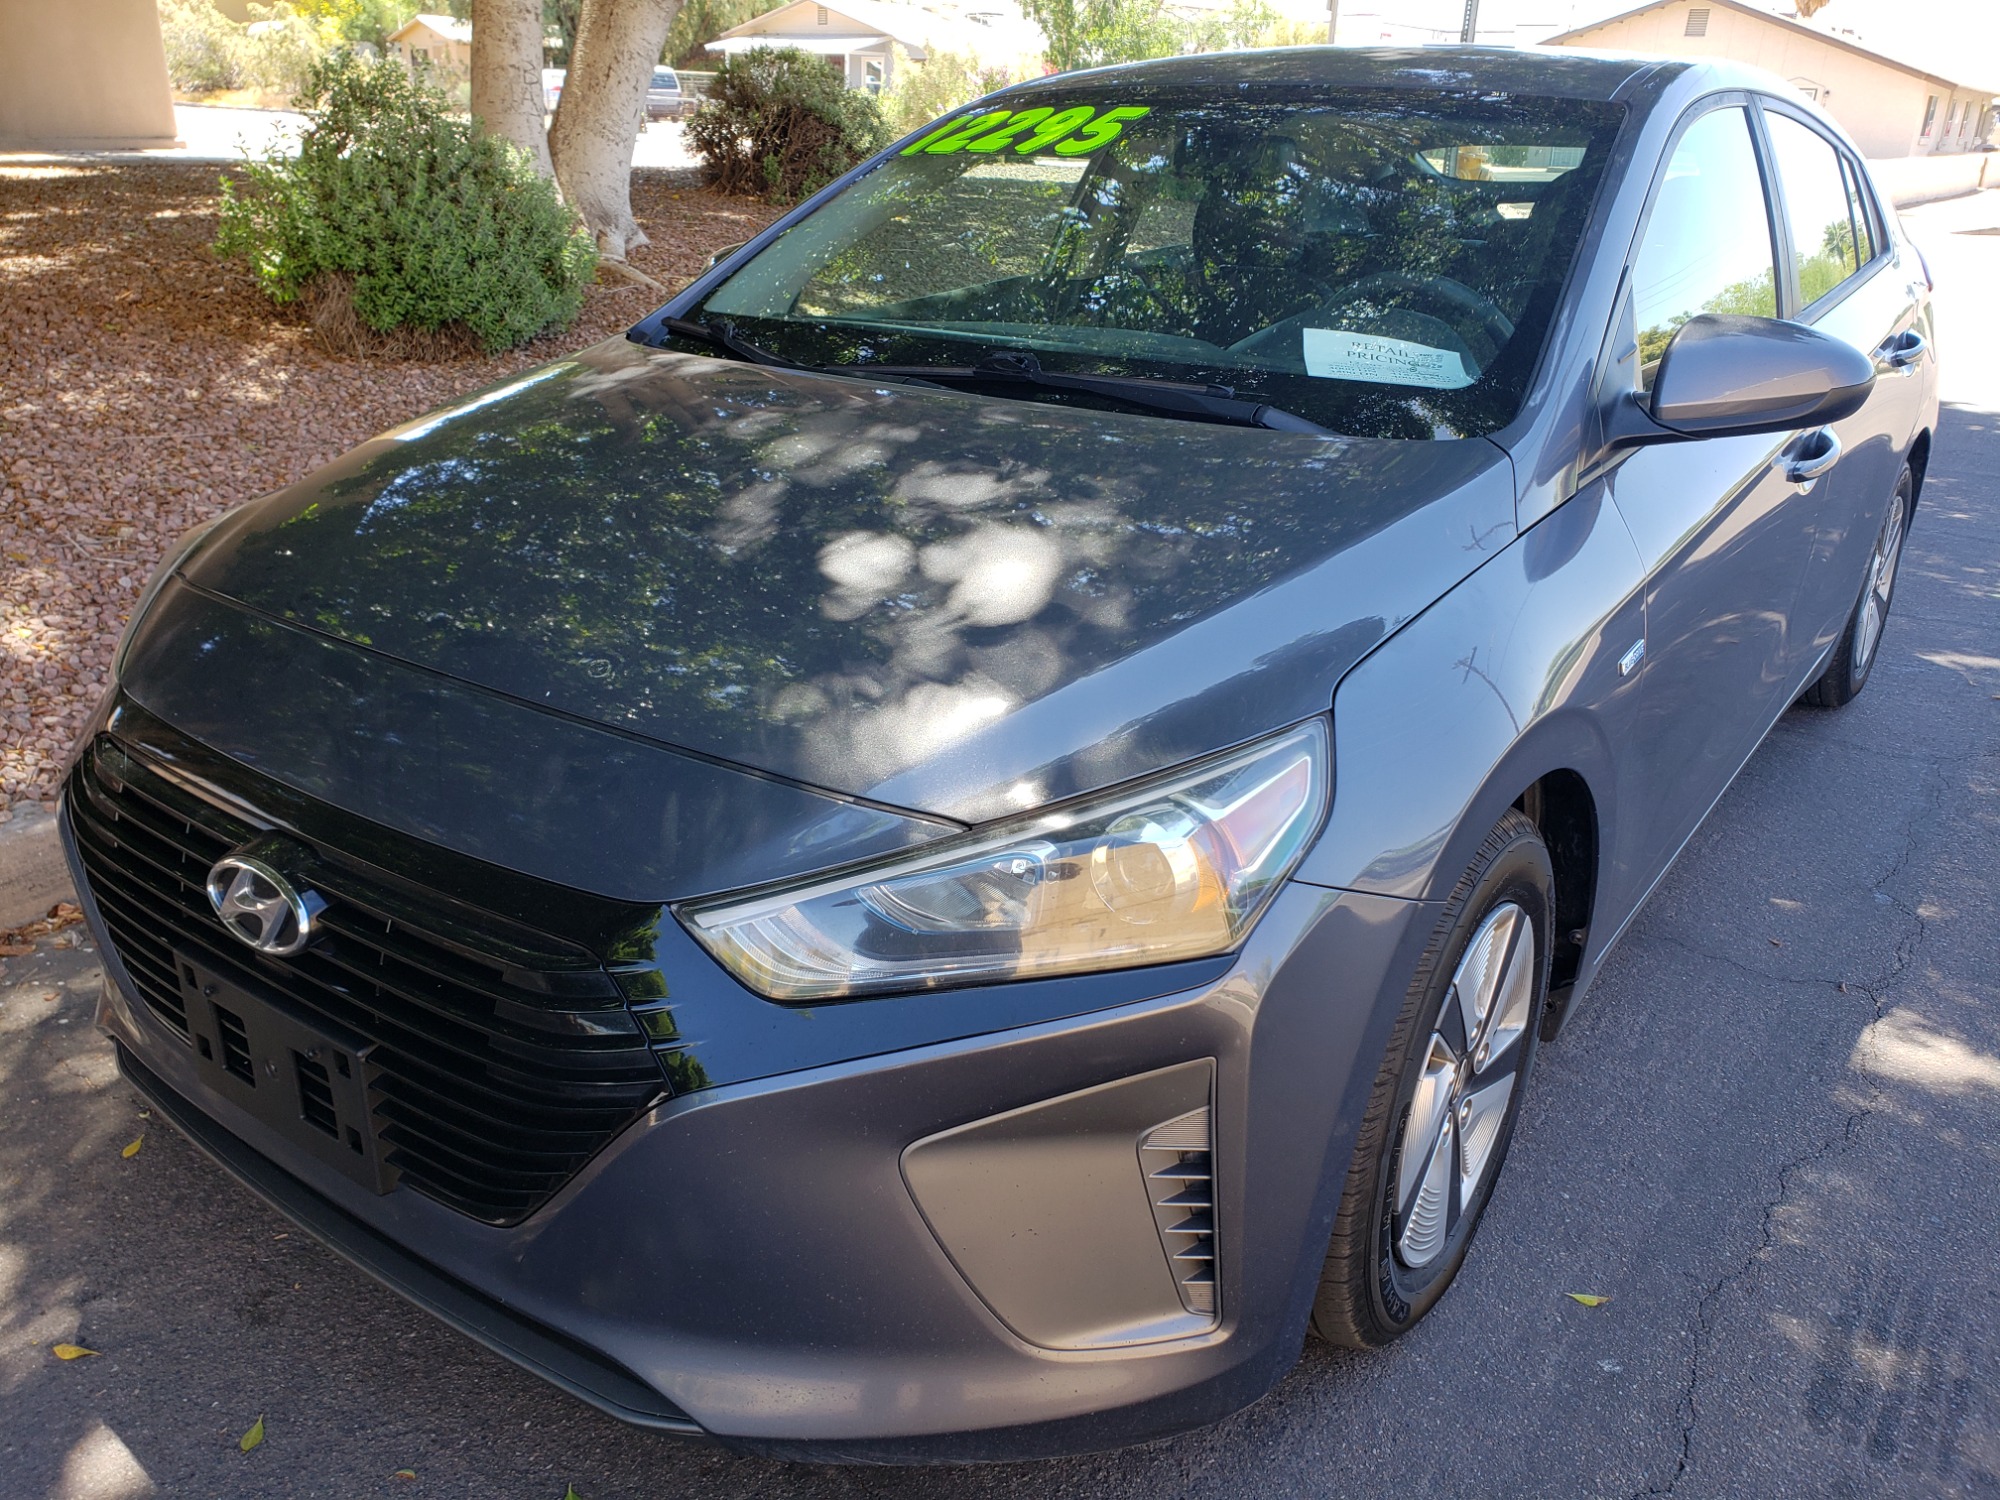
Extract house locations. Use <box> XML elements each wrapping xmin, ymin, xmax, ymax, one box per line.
<box><xmin>387</xmin><ymin>14</ymin><xmax>474</xmax><ymax>85</ymax></box>
<box><xmin>705</xmin><ymin>0</ymin><xmax>1040</xmax><ymax>93</ymax></box>
<box><xmin>1544</xmin><ymin>0</ymin><xmax>1997</xmax><ymax>157</ymax></box>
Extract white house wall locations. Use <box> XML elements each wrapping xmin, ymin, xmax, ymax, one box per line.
<box><xmin>1548</xmin><ymin>0</ymin><xmax>1991</xmax><ymax>159</ymax></box>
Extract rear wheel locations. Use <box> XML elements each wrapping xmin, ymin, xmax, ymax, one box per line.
<box><xmin>1802</xmin><ymin>467</ymin><xmax>1913</xmax><ymax>709</ymax></box>
<box><xmin>1312</xmin><ymin>809</ymin><xmax>1552</xmax><ymax>1347</ymax></box>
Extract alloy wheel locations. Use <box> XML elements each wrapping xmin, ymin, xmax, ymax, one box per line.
<box><xmin>1392</xmin><ymin>901</ymin><xmax>1537</xmax><ymax>1269</ymax></box>
<box><xmin>1853</xmin><ymin>496</ymin><xmax>1908</xmax><ymax>677</ymax></box>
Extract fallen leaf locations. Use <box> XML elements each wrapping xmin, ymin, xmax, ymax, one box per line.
<box><xmin>52</xmin><ymin>1343</ymin><xmax>99</xmax><ymax>1360</ymax></box>
<box><xmin>121</xmin><ymin>1136</ymin><xmax>143</xmax><ymax>1159</ymax></box>
<box><xmin>1566</xmin><ymin>1293</ymin><xmax>1611</xmax><ymax>1307</ymax></box>
<box><xmin>239</xmin><ymin>1415</ymin><xmax>265</xmax><ymax>1453</ymax></box>
<box><xmin>1768</xmin><ymin>938</ymin><xmax>1783</xmax><ymax>947</ymax></box>
<box><xmin>563</xmin><ymin>1487</ymin><xmax>585</xmax><ymax>1500</ymax></box>
<box><xmin>392</xmin><ymin>1470</ymin><xmax>417</xmax><ymax>1482</ymax></box>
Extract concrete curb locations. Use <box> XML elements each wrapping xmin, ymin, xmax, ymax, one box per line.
<box><xmin>0</xmin><ymin>808</ymin><xmax>74</xmax><ymax>932</ymax></box>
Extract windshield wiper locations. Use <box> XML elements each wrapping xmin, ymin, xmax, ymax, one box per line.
<box><xmin>854</xmin><ymin>351</ymin><xmax>1332</xmax><ymax>435</ymax></box>
<box><xmin>661</xmin><ymin>316</ymin><xmax>952</xmax><ymax>391</ymax></box>
<box><xmin>662</xmin><ymin>315</ymin><xmax>804</xmax><ymax>370</ymax></box>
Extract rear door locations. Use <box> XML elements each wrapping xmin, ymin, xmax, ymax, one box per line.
<box><xmin>1600</xmin><ymin>99</ymin><xmax>1824</xmax><ymax>887</ymax></box>
<box><xmin>1753</xmin><ymin>102</ymin><xmax>1928</xmax><ymax>663</ymax></box>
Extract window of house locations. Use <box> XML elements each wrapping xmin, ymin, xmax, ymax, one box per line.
<box><xmin>1630</xmin><ymin>106</ymin><xmax>1778</xmax><ymax>388</ymax></box>
<box><xmin>1684</xmin><ymin>7</ymin><xmax>1710</xmax><ymax>36</ymax></box>
<box><xmin>863</xmin><ymin>58</ymin><xmax>884</xmax><ymax>93</ymax></box>
<box><xmin>1922</xmin><ymin>95</ymin><xmax>1938</xmax><ymax>136</ymax></box>
<box><xmin>1765</xmin><ymin>112</ymin><xmax>1868</xmax><ymax>308</ymax></box>
<box><xmin>1946</xmin><ymin>101</ymin><xmax>1960</xmax><ymax>134</ymax></box>
<box><xmin>411</xmin><ymin>45</ymin><xmax>429</xmax><ymax>66</ymax></box>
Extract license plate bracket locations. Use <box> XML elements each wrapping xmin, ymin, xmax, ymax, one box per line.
<box><xmin>174</xmin><ymin>952</ymin><xmax>399</xmax><ymax>1195</ymax></box>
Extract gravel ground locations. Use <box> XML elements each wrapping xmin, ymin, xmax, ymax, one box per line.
<box><xmin>0</xmin><ymin>160</ymin><xmax>777</xmax><ymax>818</ymax></box>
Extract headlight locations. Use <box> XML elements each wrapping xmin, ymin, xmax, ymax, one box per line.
<box><xmin>679</xmin><ymin>719</ymin><xmax>1329</xmax><ymax>1001</ymax></box>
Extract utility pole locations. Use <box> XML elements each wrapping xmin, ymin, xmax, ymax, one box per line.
<box><xmin>1460</xmin><ymin>0</ymin><xmax>1480</xmax><ymax>43</ymax></box>
<box><xmin>1327</xmin><ymin>0</ymin><xmax>1339</xmax><ymax>44</ymax></box>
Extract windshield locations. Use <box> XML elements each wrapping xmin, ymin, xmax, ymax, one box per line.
<box><xmin>685</xmin><ymin>86</ymin><xmax>1624</xmax><ymax>439</ymax></box>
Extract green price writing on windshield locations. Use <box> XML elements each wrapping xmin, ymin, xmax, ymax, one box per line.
<box><xmin>901</xmin><ymin>105</ymin><xmax>1151</xmax><ymax>158</ymax></box>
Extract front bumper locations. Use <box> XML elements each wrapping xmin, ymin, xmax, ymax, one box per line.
<box><xmin>76</xmin><ymin>801</ymin><xmax>1428</xmax><ymax>1462</ymax></box>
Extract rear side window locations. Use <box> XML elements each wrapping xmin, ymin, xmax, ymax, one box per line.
<box><xmin>1764</xmin><ymin>111</ymin><xmax>1870</xmax><ymax>307</ymax></box>
<box><xmin>1630</xmin><ymin>106</ymin><xmax>1778</xmax><ymax>387</ymax></box>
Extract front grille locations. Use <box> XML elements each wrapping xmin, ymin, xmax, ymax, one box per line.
<box><xmin>295</xmin><ymin>1052</ymin><xmax>339</xmax><ymax>1137</ymax></box>
<box><xmin>213</xmin><ymin>1001</ymin><xmax>255</xmax><ymax>1085</ymax></box>
<box><xmin>68</xmin><ymin>736</ymin><xmax>668</xmax><ymax>1225</ymax></box>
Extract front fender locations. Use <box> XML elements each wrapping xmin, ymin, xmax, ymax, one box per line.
<box><xmin>1297</xmin><ymin>485</ymin><xmax>1649</xmax><ymax>983</ymax></box>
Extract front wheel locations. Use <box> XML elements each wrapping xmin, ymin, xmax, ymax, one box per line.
<box><xmin>1802</xmin><ymin>467</ymin><xmax>1914</xmax><ymax>709</ymax></box>
<box><xmin>1312</xmin><ymin>809</ymin><xmax>1552</xmax><ymax>1347</ymax></box>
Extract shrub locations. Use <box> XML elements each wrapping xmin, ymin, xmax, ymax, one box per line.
<box><xmin>688</xmin><ymin>48</ymin><xmax>889</xmax><ymax>202</ymax></box>
<box><xmin>879</xmin><ymin>48</ymin><xmax>1026</xmax><ymax>139</ymax></box>
<box><xmin>216</xmin><ymin>55</ymin><xmax>596</xmax><ymax>354</ymax></box>
<box><xmin>158</xmin><ymin>0</ymin><xmax>323</xmax><ymax>100</ymax></box>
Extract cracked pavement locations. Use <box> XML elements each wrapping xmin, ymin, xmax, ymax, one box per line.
<box><xmin>4</xmin><ymin>193</ymin><xmax>2000</xmax><ymax>1498</ymax></box>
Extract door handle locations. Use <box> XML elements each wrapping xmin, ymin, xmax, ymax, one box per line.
<box><xmin>1781</xmin><ymin>427</ymin><xmax>1842</xmax><ymax>492</ymax></box>
<box><xmin>1878</xmin><ymin>329</ymin><xmax>1926</xmax><ymax>369</ymax></box>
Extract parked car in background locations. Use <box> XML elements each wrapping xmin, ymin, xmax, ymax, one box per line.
<box><xmin>540</xmin><ymin>67</ymin><xmax>564</xmax><ymax>113</ymax></box>
<box><xmin>645</xmin><ymin>65</ymin><xmax>690</xmax><ymax>121</ymax></box>
<box><xmin>71</xmin><ymin>46</ymin><xmax>1936</xmax><ymax>1464</ymax></box>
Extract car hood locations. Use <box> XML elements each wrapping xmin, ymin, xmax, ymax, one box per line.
<box><xmin>178</xmin><ymin>337</ymin><xmax>1516</xmax><ymax>823</ymax></box>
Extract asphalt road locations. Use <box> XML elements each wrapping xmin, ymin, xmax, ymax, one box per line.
<box><xmin>4</xmin><ymin>192</ymin><xmax>1999</xmax><ymax>1500</ymax></box>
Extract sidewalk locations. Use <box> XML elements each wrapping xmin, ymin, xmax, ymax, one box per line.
<box><xmin>0</xmin><ymin>103</ymin><xmax>699</xmax><ymax>171</ymax></box>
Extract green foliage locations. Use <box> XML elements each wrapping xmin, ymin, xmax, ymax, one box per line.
<box><xmin>157</xmin><ymin>0</ymin><xmax>324</xmax><ymax>97</ymax></box>
<box><xmin>215</xmin><ymin>55</ymin><xmax>595</xmax><ymax>352</ymax></box>
<box><xmin>1019</xmin><ymin>0</ymin><xmax>1184</xmax><ymax>72</ymax></box>
<box><xmin>663</xmin><ymin>0</ymin><xmax>765</xmax><ymax>70</ymax></box>
<box><xmin>290</xmin><ymin>0</ymin><xmax>419</xmax><ymax>50</ymax></box>
<box><xmin>879</xmin><ymin>47</ymin><xmax>1026</xmax><ymax>137</ymax></box>
<box><xmin>687</xmin><ymin>48</ymin><xmax>889</xmax><ymax>202</ymax></box>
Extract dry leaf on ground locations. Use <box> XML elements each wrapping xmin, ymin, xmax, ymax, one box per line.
<box><xmin>52</xmin><ymin>1343</ymin><xmax>98</xmax><ymax>1360</ymax></box>
<box><xmin>239</xmin><ymin>1415</ymin><xmax>265</xmax><ymax>1453</ymax></box>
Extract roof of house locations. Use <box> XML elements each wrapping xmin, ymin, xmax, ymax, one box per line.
<box><xmin>389</xmin><ymin>14</ymin><xmax>474</xmax><ymax>45</ymax></box>
<box><xmin>1545</xmin><ymin>0</ymin><xmax>2000</xmax><ymax>94</ymax></box>
<box><xmin>710</xmin><ymin>0</ymin><xmax>1040</xmax><ymax>57</ymax></box>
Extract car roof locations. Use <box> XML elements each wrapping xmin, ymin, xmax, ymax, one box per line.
<box><xmin>1009</xmin><ymin>44</ymin><xmax>1685</xmax><ymax>102</ymax></box>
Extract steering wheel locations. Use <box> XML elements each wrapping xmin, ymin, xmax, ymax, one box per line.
<box><xmin>1230</xmin><ymin>272</ymin><xmax>1515</xmax><ymax>370</ymax></box>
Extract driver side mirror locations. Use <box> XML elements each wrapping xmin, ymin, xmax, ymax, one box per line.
<box><xmin>1603</xmin><ymin>313</ymin><xmax>1876</xmax><ymax>451</ymax></box>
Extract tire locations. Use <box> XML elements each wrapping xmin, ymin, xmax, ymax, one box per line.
<box><xmin>1801</xmin><ymin>467</ymin><xmax>1914</xmax><ymax>709</ymax></box>
<box><xmin>1311</xmin><ymin>808</ymin><xmax>1553</xmax><ymax>1348</ymax></box>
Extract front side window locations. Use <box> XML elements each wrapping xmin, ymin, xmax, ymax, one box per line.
<box><xmin>1765</xmin><ymin>112</ymin><xmax>1868</xmax><ymax>307</ymax></box>
<box><xmin>690</xmin><ymin>88</ymin><xmax>1625</xmax><ymax>439</ymax></box>
<box><xmin>1630</xmin><ymin>106</ymin><xmax>1778</xmax><ymax>387</ymax></box>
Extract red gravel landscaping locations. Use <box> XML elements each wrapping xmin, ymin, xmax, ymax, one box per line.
<box><xmin>0</xmin><ymin>160</ymin><xmax>778</xmax><ymax>818</ymax></box>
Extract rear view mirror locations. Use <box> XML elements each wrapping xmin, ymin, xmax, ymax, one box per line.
<box><xmin>1605</xmin><ymin>314</ymin><xmax>1876</xmax><ymax>450</ymax></box>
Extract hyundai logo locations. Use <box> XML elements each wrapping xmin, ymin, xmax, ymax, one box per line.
<box><xmin>205</xmin><ymin>854</ymin><xmax>325</xmax><ymax>956</ymax></box>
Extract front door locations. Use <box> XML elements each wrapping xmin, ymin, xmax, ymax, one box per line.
<box><xmin>1605</xmin><ymin>101</ymin><xmax>1824</xmax><ymax>885</ymax></box>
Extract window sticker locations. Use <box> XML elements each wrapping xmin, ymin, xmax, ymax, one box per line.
<box><xmin>901</xmin><ymin>105</ymin><xmax>1150</xmax><ymax>158</ymax></box>
<box><xmin>1302</xmin><ymin>329</ymin><xmax>1476</xmax><ymax>389</ymax></box>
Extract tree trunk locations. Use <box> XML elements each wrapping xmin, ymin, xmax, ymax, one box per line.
<box><xmin>549</xmin><ymin>0</ymin><xmax>682</xmax><ymax>261</ymax></box>
<box><xmin>470</xmin><ymin>0</ymin><xmax>555</xmax><ymax>178</ymax></box>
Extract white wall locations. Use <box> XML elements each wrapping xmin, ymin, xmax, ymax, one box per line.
<box><xmin>1550</xmin><ymin>1</ymin><xmax>1991</xmax><ymax>159</ymax></box>
<box><xmin>0</xmin><ymin>0</ymin><xmax>177</xmax><ymax>150</ymax></box>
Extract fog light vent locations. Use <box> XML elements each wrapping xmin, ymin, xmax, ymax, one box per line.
<box><xmin>1139</xmin><ymin>1106</ymin><xmax>1216</xmax><ymax>1320</ymax></box>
